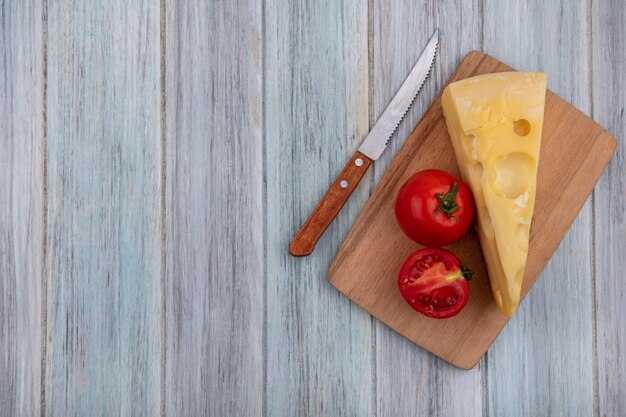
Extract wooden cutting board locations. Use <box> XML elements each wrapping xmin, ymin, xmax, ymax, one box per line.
<box><xmin>328</xmin><ymin>51</ymin><xmax>617</xmax><ymax>369</ymax></box>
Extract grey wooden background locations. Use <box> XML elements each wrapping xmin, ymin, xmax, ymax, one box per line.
<box><xmin>1</xmin><ymin>0</ymin><xmax>624</xmax><ymax>416</ymax></box>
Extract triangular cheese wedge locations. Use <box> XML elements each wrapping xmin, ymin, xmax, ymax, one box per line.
<box><xmin>441</xmin><ymin>72</ymin><xmax>547</xmax><ymax>316</ymax></box>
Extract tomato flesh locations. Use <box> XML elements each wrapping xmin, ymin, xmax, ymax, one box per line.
<box><xmin>395</xmin><ymin>169</ymin><xmax>475</xmax><ymax>246</ymax></box>
<box><xmin>398</xmin><ymin>247</ymin><xmax>470</xmax><ymax>319</ymax></box>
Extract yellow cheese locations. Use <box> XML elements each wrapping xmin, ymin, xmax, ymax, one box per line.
<box><xmin>441</xmin><ymin>72</ymin><xmax>547</xmax><ymax>317</ymax></box>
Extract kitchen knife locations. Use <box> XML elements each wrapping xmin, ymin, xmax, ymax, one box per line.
<box><xmin>290</xmin><ymin>29</ymin><xmax>439</xmax><ymax>257</ymax></box>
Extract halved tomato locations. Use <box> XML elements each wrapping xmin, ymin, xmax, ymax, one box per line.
<box><xmin>398</xmin><ymin>247</ymin><xmax>473</xmax><ymax>319</ymax></box>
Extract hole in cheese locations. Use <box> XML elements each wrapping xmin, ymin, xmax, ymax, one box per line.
<box><xmin>514</xmin><ymin>267</ymin><xmax>525</xmax><ymax>294</ymax></box>
<box><xmin>473</xmin><ymin>162</ymin><xmax>496</xmax><ymax>241</ymax></box>
<box><xmin>513</xmin><ymin>119</ymin><xmax>531</xmax><ymax>136</ymax></box>
<box><xmin>493</xmin><ymin>289</ymin><xmax>503</xmax><ymax>308</ymax></box>
<box><xmin>459</xmin><ymin>133</ymin><xmax>478</xmax><ymax>161</ymax></box>
<box><xmin>515</xmin><ymin>223</ymin><xmax>530</xmax><ymax>250</ymax></box>
<box><xmin>488</xmin><ymin>152</ymin><xmax>536</xmax><ymax>200</ymax></box>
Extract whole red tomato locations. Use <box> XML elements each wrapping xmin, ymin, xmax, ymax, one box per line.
<box><xmin>395</xmin><ymin>169</ymin><xmax>474</xmax><ymax>246</ymax></box>
<box><xmin>398</xmin><ymin>247</ymin><xmax>473</xmax><ymax>319</ymax></box>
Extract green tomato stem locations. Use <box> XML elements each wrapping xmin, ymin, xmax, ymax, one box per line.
<box><xmin>434</xmin><ymin>181</ymin><xmax>460</xmax><ymax>221</ymax></box>
<box><xmin>460</xmin><ymin>265</ymin><xmax>474</xmax><ymax>281</ymax></box>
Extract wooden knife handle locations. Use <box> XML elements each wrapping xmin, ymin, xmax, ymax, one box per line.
<box><xmin>290</xmin><ymin>151</ymin><xmax>372</xmax><ymax>257</ymax></box>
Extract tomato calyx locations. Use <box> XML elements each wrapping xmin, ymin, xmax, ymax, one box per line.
<box><xmin>434</xmin><ymin>181</ymin><xmax>460</xmax><ymax>221</ymax></box>
<box><xmin>460</xmin><ymin>265</ymin><xmax>474</xmax><ymax>281</ymax></box>
<box><xmin>444</xmin><ymin>265</ymin><xmax>474</xmax><ymax>282</ymax></box>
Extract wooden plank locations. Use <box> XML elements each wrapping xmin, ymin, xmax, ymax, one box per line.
<box><xmin>371</xmin><ymin>2</ymin><xmax>483</xmax><ymax>415</ymax></box>
<box><xmin>482</xmin><ymin>1</ymin><xmax>596</xmax><ymax>415</ymax></box>
<box><xmin>0</xmin><ymin>1</ymin><xmax>44</xmax><ymax>415</ymax></box>
<box><xmin>45</xmin><ymin>1</ymin><xmax>162</xmax><ymax>415</ymax></box>
<box><xmin>264</xmin><ymin>0</ymin><xmax>374</xmax><ymax>416</ymax></box>
<box><xmin>163</xmin><ymin>1</ymin><xmax>264</xmax><ymax>416</ymax></box>
<box><xmin>592</xmin><ymin>1</ymin><xmax>626</xmax><ymax>416</ymax></box>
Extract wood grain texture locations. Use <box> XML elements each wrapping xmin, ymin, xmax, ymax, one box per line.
<box><xmin>2</xmin><ymin>1</ymin><xmax>624</xmax><ymax>415</ymax></box>
<box><xmin>371</xmin><ymin>1</ymin><xmax>483</xmax><ymax>416</ymax></box>
<box><xmin>290</xmin><ymin>152</ymin><xmax>372</xmax><ymax>256</ymax></box>
<box><xmin>592</xmin><ymin>1</ymin><xmax>626</xmax><ymax>416</ymax></box>
<box><xmin>45</xmin><ymin>1</ymin><xmax>162</xmax><ymax>415</ymax></box>
<box><xmin>0</xmin><ymin>1</ymin><xmax>44</xmax><ymax>416</ymax></box>
<box><xmin>164</xmin><ymin>1</ymin><xmax>264</xmax><ymax>416</ymax></box>
<box><xmin>264</xmin><ymin>0</ymin><xmax>374</xmax><ymax>416</ymax></box>
<box><xmin>482</xmin><ymin>1</ymin><xmax>596</xmax><ymax>415</ymax></box>
<box><xmin>329</xmin><ymin>52</ymin><xmax>615</xmax><ymax>369</ymax></box>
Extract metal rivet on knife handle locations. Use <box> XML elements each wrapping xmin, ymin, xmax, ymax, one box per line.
<box><xmin>340</xmin><ymin>180</ymin><xmax>349</xmax><ymax>188</ymax></box>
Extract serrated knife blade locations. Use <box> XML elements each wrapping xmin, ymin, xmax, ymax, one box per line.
<box><xmin>290</xmin><ymin>29</ymin><xmax>439</xmax><ymax>257</ymax></box>
<box><xmin>359</xmin><ymin>29</ymin><xmax>439</xmax><ymax>160</ymax></box>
